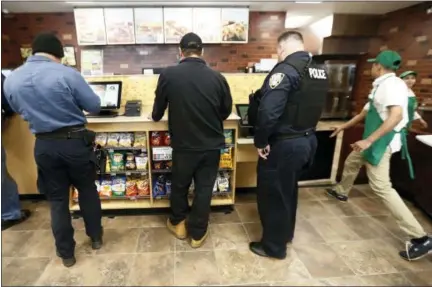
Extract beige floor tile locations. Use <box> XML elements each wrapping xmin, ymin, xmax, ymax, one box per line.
<box><xmin>317</xmin><ymin>276</ymin><xmax>367</xmax><ymax>286</ymax></box>
<box><xmin>210</xmin><ymin>223</ymin><xmax>249</xmax><ymax>250</ymax></box>
<box><xmin>329</xmin><ymin>240</ymin><xmax>397</xmax><ymax>276</ymax></box>
<box><xmin>2</xmin><ymin>257</ymin><xmax>13</xmax><ymax>269</ymax></box>
<box><xmin>403</xmin><ymin>200</ymin><xmax>422</xmax><ymax>215</ymax></box>
<box><xmin>352</xmin><ymin>185</ymin><xmax>377</xmax><ymax>198</ymax></box>
<box><xmin>1</xmin><ymin>230</ymin><xmax>34</xmax><ymax>257</ymax></box>
<box><xmin>20</xmin><ymin>230</ymin><xmax>56</xmax><ymax>257</ymax></box>
<box><xmin>71</xmin><ymin>217</ymin><xmax>86</xmax><ymax>230</ymax></box>
<box><xmin>176</xmin><ymin>232</ymin><xmax>214</xmax><ymax>252</ymax></box>
<box><xmin>36</xmin><ymin>254</ymin><xmax>133</xmax><ymax>286</ymax></box>
<box><xmin>350</xmin><ymin>197</ymin><xmax>391</xmax><ymax>216</ymax></box>
<box><xmin>244</xmin><ymin>222</ymin><xmax>262</xmax><ymax>242</ymax></box>
<box><xmin>175</xmin><ymin>251</ymin><xmax>220</xmax><ymax>286</ymax></box>
<box><xmin>258</xmin><ymin>248</ymin><xmax>312</xmax><ymax>283</ymax></box>
<box><xmin>2</xmin><ymin>257</ymin><xmax>51</xmax><ymax>286</ymax></box>
<box><xmin>141</xmin><ymin>214</ymin><xmax>168</xmax><ymax>228</ymax></box>
<box><xmin>309</xmin><ymin>187</ymin><xmax>370</xmax><ymax>201</ymax></box>
<box><xmin>215</xmin><ymin>249</ymin><xmax>264</xmax><ymax>285</ymax></box>
<box><xmin>308</xmin><ymin>217</ymin><xmax>360</xmax><ymax>243</ymax></box>
<box><xmin>96</xmin><ymin>228</ymin><xmax>141</xmax><ymax>254</ymax></box>
<box><xmin>127</xmin><ymin>252</ymin><xmax>174</xmax><ymax>286</ymax></box>
<box><xmin>414</xmin><ymin>212</ymin><xmax>432</xmax><ymax>233</ymax></box>
<box><xmin>235</xmin><ymin>192</ymin><xmax>257</xmax><ymax>204</ymax></box>
<box><xmin>403</xmin><ymin>270</ymin><xmax>432</xmax><ymax>286</ymax></box>
<box><xmin>102</xmin><ymin>215</ymin><xmax>145</xmax><ymax>229</ymax></box>
<box><xmin>8</xmin><ymin>209</ymin><xmax>51</xmax><ymax>231</ymax></box>
<box><xmin>293</xmin><ymin>218</ymin><xmax>325</xmax><ymax>245</ymax></box>
<box><xmin>270</xmin><ymin>278</ymin><xmax>323</xmax><ymax>286</ymax></box>
<box><xmin>137</xmin><ymin>227</ymin><xmax>175</xmax><ymax>253</ymax></box>
<box><xmin>369</xmin><ymin>237</ymin><xmax>432</xmax><ymax>272</ymax></box>
<box><xmin>294</xmin><ymin>243</ymin><xmax>354</xmax><ymax>278</ymax></box>
<box><xmin>210</xmin><ymin>209</ymin><xmax>241</xmax><ymax>224</ymax></box>
<box><xmin>371</xmin><ymin>215</ymin><xmax>405</xmax><ymax>239</ymax></box>
<box><xmin>297</xmin><ymin>201</ymin><xmax>336</xmax><ymax>220</ymax></box>
<box><xmin>75</xmin><ymin>229</ymin><xmax>98</xmax><ymax>256</ymax></box>
<box><xmin>298</xmin><ymin>188</ymin><xmax>321</xmax><ymax>201</ymax></box>
<box><xmin>360</xmin><ymin>273</ymin><xmax>413</xmax><ymax>286</ymax></box>
<box><xmin>236</xmin><ymin>203</ymin><xmax>260</xmax><ymax>223</ymax></box>
<box><xmin>341</xmin><ymin>216</ymin><xmax>394</xmax><ymax>240</ymax></box>
<box><xmin>321</xmin><ymin>200</ymin><xmax>366</xmax><ymax>217</ymax></box>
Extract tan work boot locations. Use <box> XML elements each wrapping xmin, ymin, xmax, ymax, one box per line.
<box><xmin>190</xmin><ymin>230</ymin><xmax>209</xmax><ymax>249</ymax></box>
<box><xmin>166</xmin><ymin>218</ymin><xmax>187</xmax><ymax>240</ymax></box>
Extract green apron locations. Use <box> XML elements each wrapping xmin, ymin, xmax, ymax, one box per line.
<box><xmin>362</xmin><ymin>87</ymin><xmax>415</xmax><ymax>179</ymax></box>
<box><xmin>407</xmin><ymin>96</ymin><xmax>418</xmax><ymax>128</ymax></box>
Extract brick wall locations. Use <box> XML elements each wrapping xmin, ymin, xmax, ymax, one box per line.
<box><xmin>354</xmin><ymin>2</ymin><xmax>432</xmax><ymax>112</ymax></box>
<box><xmin>1</xmin><ymin>11</ymin><xmax>321</xmax><ymax>74</ymax></box>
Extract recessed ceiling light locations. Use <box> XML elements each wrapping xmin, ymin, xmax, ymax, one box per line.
<box><xmin>295</xmin><ymin>1</ymin><xmax>322</xmax><ymax>4</ymax></box>
<box><xmin>285</xmin><ymin>15</ymin><xmax>312</xmax><ymax>28</ymax></box>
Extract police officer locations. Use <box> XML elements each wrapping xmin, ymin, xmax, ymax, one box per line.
<box><xmin>151</xmin><ymin>33</ymin><xmax>232</xmax><ymax>248</ymax></box>
<box><xmin>248</xmin><ymin>31</ymin><xmax>329</xmax><ymax>259</ymax></box>
<box><xmin>4</xmin><ymin>33</ymin><xmax>103</xmax><ymax>267</ymax></box>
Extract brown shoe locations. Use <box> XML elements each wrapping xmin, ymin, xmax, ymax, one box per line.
<box><xmin>166</xmin><ymin>218</ymin><xmax>187</xmax><ymax>240</ymax></box>
<box><xmin>190</xmin><ymin>230</ymin><xmax>209</xmax><ymax>249</ymax></box>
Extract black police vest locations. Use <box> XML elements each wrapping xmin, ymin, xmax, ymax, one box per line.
<box><xmin>277</xmin><ymin>60</ymin><xmax>329</xmax><ymax>134</ymax></box>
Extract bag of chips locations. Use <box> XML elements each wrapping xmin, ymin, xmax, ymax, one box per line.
<box><xmin>135</xmin><ymin>154</ymin><xmax>148</xmax><ymax>170</ymax></box>
<box><xmin>95</xmin><ymin>133</ymin><xmax>108</xmax><ymax>147</ymax></box>
<box><xmin>137</xmin><ymin>179</ymin><xmax>150</xmax><ymax>196</ymax></box>
<box><xmin>119</xmin><ymin>133</ymin><xmax>134</xmax><ymax>147</ymax></box>
<box><xmin>163</xmin><ymin>132</ymin><xmax>171</xmax><ymax>146</ymax></box>
<box><xmin>107</xmin><ymin>133</ymin><xmax>120</xmax><ymax>147</ymax></box>
<box><xmin>100</xmin><ymin>179</ymin><xmax>112</xmax><ymax>197</ymax></box>
<box><xmin>224</xmin><ymin>130</ymin><xmax>233</xmax><ymax>145</ymax></box>
<box><xmin>95</xmin><ymin>180</ymin><xmax>101</xmax><ymax>193</ymax></box>
<box><xmin>151</xmin><ymin>131</ymin><xmax>162</xmax><ymax>146</ymax></box>
<box><xmin>133</xmin><ymin>132</ymin><xmax>147</xmax><ymax>148</ymax></box>
<box><xmin>165</xmin><ymin>179</ymin><xmax>172</xmax><ymax>196</ymax></box>
<box><xmin>110</xmin><ymin>152</ymin><xmax>124</xmax><ymax>171</ymax></box>
<box><xmin>112</xmin><ymin>176</ymin><xmax>126</xmax><ymax>196</ymax></box>
<box><xmin>126</xmin><ymin>178</ymin><xmax>138</xmax><ymax>197</ymax></box>
<box><xmin>219</xmin><ymin>147</ymin><xmax>233</xmax><ymax>169</ymax></box>
<box><xmin>153</xmin><ymin>175</ymin><xmax>166</xmax><ymax>197</ymax></box>
<box><xmin>217</xmin><ymin>173</ymin><xmax>230</xmax><ymax>192</ymax></box>
<box><xmin>125</xmin><ymin>153</ymin><xmax>136</xmax><ymax>170</ymax></box>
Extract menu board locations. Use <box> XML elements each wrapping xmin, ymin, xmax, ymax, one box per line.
<box><xmin>134</xmin><ymin>8</ymin><xmax>164</xmax><ymax>44</ymax></box>
<box><xmin>163</xmin><ymin>8</ymin><xmax>193</xmax><ymax>44</ymax></box>
<box><xmin>62</xmin><ymin>46</ymin><xmax>76</xmax><ymax>66</ymax></box>
<box><xmin>193</xmin><ymin>8</ymin><xmax>222</xmax><ymax>43</ymax></box>
<box><xmin>81</xmin><ymin>50</ymin><xmax>103</xmax><ymax>76</ymax></box>
<box><xmin>104</xmin><ymin>8</ymin><xmax>135</xmax><ymax>45</ymax></box>
<box><xmin>221</xmin><ymin>8</ymin><xmax>249</xmax><ymax>43</ymax></box>
<box><xmin>74</xmin><ymin>8</ymin><xmax>107</xmax><ymax>46</ymax></box>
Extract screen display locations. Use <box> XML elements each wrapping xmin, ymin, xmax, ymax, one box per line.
<box><xmin>89</xmin><ymin>83</ymin><xmax>120</xmax><ymax>108</ymax></box>
<box><xmin>236</xmin><ymin>104</ymin><xmax>250</xmax><ymax>126</ymax></box>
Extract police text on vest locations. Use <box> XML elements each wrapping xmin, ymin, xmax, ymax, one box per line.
<box><xmin>308</xmin><ymin>68</ymin><xmax>327</xmax><ymax>79</ymax></box>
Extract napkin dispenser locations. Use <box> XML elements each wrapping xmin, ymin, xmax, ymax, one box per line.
<box><xmin>124</xmin><ymin>100</ymin><xmax>142</xmax><ymax>117</ymax></box>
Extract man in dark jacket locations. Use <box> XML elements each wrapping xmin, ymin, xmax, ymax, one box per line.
<box><xmin>1</xmin><ymin>72</ymin><xmax>32</xmax><ymax>230</ymax></box>
<box><xmin>152</xmin><ymin>32</ymin><xmax>233</xmax><ymax>248</ymax></box>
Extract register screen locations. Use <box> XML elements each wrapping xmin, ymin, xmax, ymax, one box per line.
<box><xmin>89</xmin><ymin>83</ymin><xmax>120</xmax><ymax>109</ymax></box>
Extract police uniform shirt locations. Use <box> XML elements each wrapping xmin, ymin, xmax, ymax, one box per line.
<box><xmin>363</xmin><ymin>73</ymin><xmax>409</xmax><ymax>153</ymax></box>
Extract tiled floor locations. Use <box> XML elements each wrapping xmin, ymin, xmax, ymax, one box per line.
<box><xmin>2</xmin><ymin>184</ymin><xmax>432</xmax><ymax>286</ymax></box>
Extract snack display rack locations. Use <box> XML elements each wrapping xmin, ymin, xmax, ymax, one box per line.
<box><xmin>69</xmin><ymin>116</ymin><xmax>239</xmax><ymax>211</ymax></box>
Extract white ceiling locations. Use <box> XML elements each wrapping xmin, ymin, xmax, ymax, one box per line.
<box><xmin>1</xmin><ymin>0</ymin><xmax>420</xmax><ymax>15</ymax></box>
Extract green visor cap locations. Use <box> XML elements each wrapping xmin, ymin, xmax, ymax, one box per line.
<box><xmin>399</xmin><ymin>70</ymin><xmax>417</xmax><ymax>79</ymax></box>
<box><xmin>367</xmin><ymin>50</ymin><xmax>402</xmax><ymax>70</ymax></box>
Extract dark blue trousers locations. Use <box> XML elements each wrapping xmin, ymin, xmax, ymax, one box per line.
<box><xmin>257</xmin><ymin>134</ymin><xmax>317</xmax><ymax>258</ymax></box>
<box><xmin>34</xmin><ymin>138</ymin><xmax>102</xmax><ymax>258</ymax></box>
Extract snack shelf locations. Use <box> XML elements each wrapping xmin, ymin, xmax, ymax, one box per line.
<box><xmin>105</xmin><ymin>147</ymin><xmax>147</xmax><ymax>152</ymax></box>
<box><xmin>97</xmin><ymin>170</ymin><xmax>148</xmax><ymax>176</ymax></box>
<box><xmin>151</xmin><ymin>168</ymin><xmax>233</xmax><ymax>174</ymax></box>
<box><xmin>152</xmin><ymin>196</ymin><xmax>234</xmax><ymax>208</ymax></box>
<box><xmin>70</xmin><ymin>199</ymin><xmax>152</xmax><ymax>211</ymax></box>
<box><xmin>72</xmin><ymin>195</ymin><xmax>150</xmax><ymax>203</ymax></box>
<box><xmin>153</xmin><ymin>191</ymin><xmax>232</xmax><ymax>200</ymax></box>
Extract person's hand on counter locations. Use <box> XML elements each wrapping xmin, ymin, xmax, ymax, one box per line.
<box><xmin>330</xmin><ymin>126</ymin><xmax>344</xmax><ymax>138</ymax></box>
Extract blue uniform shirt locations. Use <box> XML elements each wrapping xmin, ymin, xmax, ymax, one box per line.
<box><xmin>254</xmin><ymin>51</ymin><xmax>311</xmax><ymax>148</ymax></box>
<box><xmin>3</xmin><ymin>55</ymin><xmax>101</xmax><ymax>134</ymax></box>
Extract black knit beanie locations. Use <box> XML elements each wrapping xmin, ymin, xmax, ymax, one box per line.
<box><xmin>32</xmin><ymin>32</ymin><xmax>64</xmax><ymax>59</ymax></box>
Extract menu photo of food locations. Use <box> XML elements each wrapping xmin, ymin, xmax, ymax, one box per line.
<box><xmin>74</xmin><ymin>8</ymin><xmax>107</xmax><ymax>45</ymax></box>
<box><xmin>163</xmin><ymin>8</ymin><xmax>193</xmax><ymax>44</ymax></box>
<box><xmin>61</xmin><ymin>46</ymin><xmax>76</xmax><ymax>66</ymax></box>
<box><xmin>20</xmin><ymin>47</ymin><xmax>32</xmax><ymax>61</ymax></box>
<box><xmin>104</xmin><ymin>8</ymin><xmax>136</xmax><ymax>45</ymax></box>
<box><xmin>193</xmin><ymin>8</ymin><xmax>222</xmax><ymax>43</ymax></box>
<box><xmin>221</xmin><ymin>8</ymin><xmax>249</xmax><ymax>43</ymax></box>
<box><xmin>134</xmin><ymin>8</ymin><xmax>164</xmax><ymax>44</ymax></box>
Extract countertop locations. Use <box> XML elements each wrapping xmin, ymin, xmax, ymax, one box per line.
<box><xmin>86</xmin><ymin>113</ymin><xmax>241</xmax><ymax>124</ymax></box>
<box><xmin>237</xmin><ymin>120</ymin><xmax>346</xmax><ymax>145</ymax></box>
<box><xmin>416</xmin><ymin>135</ymin><xmax>432</xmax><ymax>147</ymax></box>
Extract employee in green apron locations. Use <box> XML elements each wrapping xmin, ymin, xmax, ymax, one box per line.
<box><xmin>327</xmin><ymin>50</ymin><xmax>431</xmax><ymax>261</ymax></box>
<box><xmin>400</xmin><ymin>70</ymin><xmax>428</xmax><ymax>129</ymax></box>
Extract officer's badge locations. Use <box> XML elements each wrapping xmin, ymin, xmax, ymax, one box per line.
<box><xmin>269</xmin><ymin>73</ymin><xmax>284</xmax><ymax>89</ymax></box>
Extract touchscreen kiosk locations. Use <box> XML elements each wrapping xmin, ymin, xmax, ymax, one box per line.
<box><xmin>87</xmin><ymin>81</ymin><xmax>122</xmax><ymax>117</ymax></box>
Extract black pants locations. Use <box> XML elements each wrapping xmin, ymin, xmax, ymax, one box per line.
<box><xmin>257</xmin><ymin>134</ymin><xmax>317</xmax><ymax>258</ymax></box>
<box><xmin>170</xmin><ymin>149</ymin><xmax>220</xmax><ymax>240</ymax></box>
<box><xmin>34</xmin><ymin>138</ymin><xmax>102</xmax><ymax>258</ymax></box>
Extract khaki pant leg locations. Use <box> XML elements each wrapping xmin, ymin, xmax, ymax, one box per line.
<box><xmin>365</xmin><ymin>149</ymin><xmax>426</xmax><ymax>239</ymax></box>
<box><xmin>336</xmin><ymin>151</ymin><xmax>365</xmax><ymax>196</ymax></box>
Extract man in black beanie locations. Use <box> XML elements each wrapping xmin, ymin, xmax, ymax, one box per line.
<box><xmin>3</xmin><ymin>32</ymin><xmax>103</xmax><ymax>267</ymax></box>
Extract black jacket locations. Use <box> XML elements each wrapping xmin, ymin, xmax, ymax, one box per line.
<box><xmin>152</xmin><ymin>57</ymin><xmax>233</xmax><ymax>151</ymax></box>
